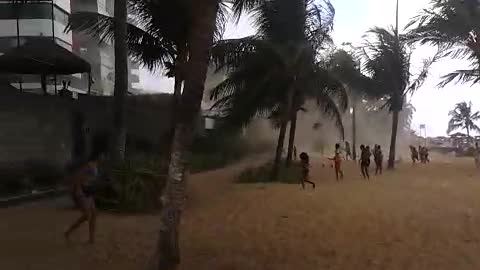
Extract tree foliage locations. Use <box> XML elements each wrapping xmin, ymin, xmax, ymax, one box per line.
<box><xmin>447</xmin><ymin>101</ymin><xmax>480</xmax><ymax>136</ymax></box>
<box><xmin>406</xmin><ymin>0</ymin><xmax>480</xmax><ymax>87</ymax></box>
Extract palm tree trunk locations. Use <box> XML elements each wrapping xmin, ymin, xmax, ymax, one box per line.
<box><xmin>112</xmin><ymin>0</ymin><xmax>128</xmax><ymax>162</ymax></box>
<box><xmin>352</xmin><ymin>102</ymin><xmax>357</xmax><ymax>161</ymax></box>
<box><xmin>155</xmin><ymin>1</ymin><xmax>219</xmax><ymax>269</ymax></box>
<box><xmin>166</xmin><ymin>46</ymin><xmax>188</xmax><ymax>155</ymax></box>
<box><xmin>387</xmin><ymin>110</ymin><xmax>400</xmax><ymax>169</ymax></box>
<box><xmin>285</xmin><ymin>109</ymin><xmax>298</xmax><ymax>167</ymax></box>
<box><xmin>271</xmin><ymin>86</ymin><xmax>295</xmax><ymax>180</ymax></box>
<box><xmin>467</xmin><ymin>125</ymin><xmax>471</xmax><ymax>144</ymax></box>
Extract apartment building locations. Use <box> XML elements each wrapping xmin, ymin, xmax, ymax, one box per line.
<box><xmin>0</xmin><ymin>0</ymin><xmax>140</xmax><ymax>95</ymax></box>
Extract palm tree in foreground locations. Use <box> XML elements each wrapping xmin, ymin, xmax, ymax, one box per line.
<box><xmin>447</xmin><ymin>101</ymin><xmax>480</xmax><ymax>143</ymax></box>
<box><xmin>111</xmin><ymin>0</ymin><xmax>128</xmax><ymax>162</ymax></box>
<box><xmin>154</xmin><ymin>1</ymin><xmax>221</xmax><ymax>269</ymax></box>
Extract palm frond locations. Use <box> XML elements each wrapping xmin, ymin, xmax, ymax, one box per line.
<box><xmin>67</xmin><ymin>11</ymin><xmax>174</xmax><ymax>71</ymax></box>
<box><xmin>438</xmin><ymin>69</ymin><xmax>480</xmax><ymax>88</ymax></box>
<box><xmin>407</xmin><ymin>48</ymin><xmax>442</xmax><ymax>93</ymax></box>
<box><xmin>210</xmin><ymin>36</ymin><xmax>260</xmax><ymax>71</ymax></box>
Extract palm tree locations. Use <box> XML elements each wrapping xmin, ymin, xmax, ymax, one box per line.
<box><xmin>111</xmin><ymin>0</ymin><xmax>128</xmax><ymax>162</ymax></box>
<box><xmin>210</xmin><ymin>0</ymin><xmax>347</xmax><ymax>176</ymax></box>
<box><xmin>154</xmin><ymin>2</ymin><xmax>224</xmax><ymax>269</ymax></box>
<box><xmin>358</xmin><ymin>0</ymin><xmax>440</xmax><ymax>169</ymax></box>
<box><xmin>447</xmin><ymin>101</ymin><xmax>480</xmax><ymax>143</ymax></box>
<box><xmin>328</xmin><ymin>49</ymin><xmax>375</xmax><ymax>160</ymax></box>
<box><xmin>406</xmin><ymin>0</ymin><xmax>480</xmax><ymax>87</ymax></box>
<box><xmin>360</xmin><ymin>25</ymin><xmax>438</xmax><ymax>169</ymax></box>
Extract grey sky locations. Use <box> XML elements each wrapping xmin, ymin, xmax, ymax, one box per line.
<box><xmin>139</xmin><ymin>0</ymin><xmax>480</xmax><ymax>137</ymax></box>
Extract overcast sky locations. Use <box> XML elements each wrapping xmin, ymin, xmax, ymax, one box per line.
<box><xmin>139</xmin><ymin>0</ymin><xmax>480</xmax><ymax>137</ymax></box>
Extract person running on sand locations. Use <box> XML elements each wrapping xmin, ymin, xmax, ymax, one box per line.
<box><xmin>423</xmin><ymin>147</ymin><xmax>430</xmax><ymax>163</ymax></box>
<box><xmin>328</xmin><ymin>143</ymin><xmax>344</xmax><ymax>181</ymax></box>
<box><xmin>65</xmin><ymin>152</ymin><xmax>102</xmax><ymax>244</ymax></box>
<box><xmin>299</xmin><ymin>152</ymin><xmax>315</xmax><ymax>189</ymax></box>
<box><xmin>360</xmin><ymin>145</ymin><xmax>371</xmax><ymax>180</ymax></box>
<box><xmin>410</xmin><ymin>146</ymin><xmax>419</xmax><ymax>164</ymax></box>
<box><xmin>374</xmin><ymin>145</ymin><xmax>383</xmax><ymax>175</ymax></box>
<box><xmin>419</xmin><ymin>145</ymin><xmax>425</xmax><ymax>163</ymax></box>
<box><xmin>345</xmin><ymin>141</ymin><xmax>352</xmax><ymax>161</ymax></box>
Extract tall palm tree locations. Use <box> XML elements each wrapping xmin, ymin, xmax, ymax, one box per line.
<box><xmin>406</xmin><ymin>0</ymin><xmax>480</xmax><ymax>87</ymax></box>
<box><xmin>328</xmin><ymin>49</ymin><xmax>375</xmax><ymax>160</ymax></box>
<box><xmin>154</xmin><ymin>1</ymin><xmax>224</xmax><ymax>269</ymax></box>
<box><xmin>111</xmin><ymin>0</ymin><xmax>128</xmax><ymax>162</ymax></box>
<box><xmin>210</xmin><ymin>0</ymin><xmax>347</xmax><ymax>176</ymax></box>
<box><xmin>360</xmin><ymin>25</ymin><xmax>438</xmax><ymax>169</ymax></box>
<box><xmin>447</xmin><ymin>101</ymin><xmax>480</xmax><ymax>142</ymax></box>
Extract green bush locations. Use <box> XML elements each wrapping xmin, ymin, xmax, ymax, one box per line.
<box><xmin>237</xmin><ymin>162</ymin><xmax>302</xmax><ymax>184</ymax></box>
<box><xmin>96</xmin><ymin>157</ymin><xmax>167</xmax><ymax>213</ymax></box>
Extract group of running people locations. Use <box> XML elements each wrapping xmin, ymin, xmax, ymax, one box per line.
<box><xmin>409</xmin><ymin>145</ymin><xmax>430</xmax><ymax>164</ymax></box>
<box><xmin>298</xmin><ymin>142</ymin><xmax>385</xmax><ymax>189</ymax></box>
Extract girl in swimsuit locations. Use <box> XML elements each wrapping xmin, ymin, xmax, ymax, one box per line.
<box><xmin>65</xmin><ymin>153</ymin><xmax>100</xmax><ymax>244</ymax></box>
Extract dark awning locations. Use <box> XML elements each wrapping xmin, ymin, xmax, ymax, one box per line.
<box><xmin>0</xmin><ymin>39</ymin><xmax>91</xmax><ymax>75</ymax></box>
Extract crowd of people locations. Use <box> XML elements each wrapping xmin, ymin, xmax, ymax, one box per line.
<box><xmin>297</xmin><ymin>142</ymin><xmax>433</xmax><ymax>189</ymax></box>
<box><xmin>298</xmin><ymin>142</ymin><xmax>387</xmax><ymax>189</ymax></box>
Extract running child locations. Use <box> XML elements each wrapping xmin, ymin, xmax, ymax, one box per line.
<box><xmin>328</xmin><ymin>143</ymin><xmax>344</xmax><ymax>181</ymax></box>
<box><xmin>299</xmin><ymin>152</ymin><xmax>315</xmax><ymax>189</ymax></box>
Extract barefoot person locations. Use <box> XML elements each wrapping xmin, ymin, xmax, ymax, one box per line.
<box><xmin>329</xmin><ymin>143</ymin><xmax>344</xmax><ymax>181</ymax></box>
<box><xmin>299</xmin><ymin>152</ymin><xmax>315</xmax><ymax>189</ymax></box>
<box><xmin>374</xmin><ymin>145</ymin><xmax>383</xmax><ymax>175</ymax></box>
<box><xmin>360</xmin><ymin>145</ymin><xmax>371</xmax><ymax>180</ymax></box>
<box><xmin>65</xmin><ymin>152</ymin><xmax>101</xmax><ymax>244</ymax></box>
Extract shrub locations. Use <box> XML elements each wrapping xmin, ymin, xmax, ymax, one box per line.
<box><xmin>237</xmin><ymin>162</ymin><xmax>302</xmax><ymax>184</ymax></box>
<box><xmin>95</xmin><ymin>157</ymin><xmax>167</xmax><ymax>213</ymax></box>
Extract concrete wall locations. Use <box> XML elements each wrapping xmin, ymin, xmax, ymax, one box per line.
<box><xmin>0</xmin><ymin>86</ymin><xmax>174</xmax><ymax>166</ymax></box>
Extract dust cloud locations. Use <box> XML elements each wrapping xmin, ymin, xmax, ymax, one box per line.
<box><xmin>243</xmin><ymin>99</ymin><xmax>417</xmax><ymax>160</ymax></box>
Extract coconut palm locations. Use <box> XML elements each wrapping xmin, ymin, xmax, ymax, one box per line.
<box><xmin>210</xmin><ymin>0</ymin><xmax>347</xmax><ymax>175</ymax></box>
<box><xmin>328</xmin><ymin>49</ymin><xmax>376</xmax><ymax>160</ymax></box>
<box><xmin>153</xmin><ymin>2</ymin><xmax>222</xmax><ymax>269</ymax></box>
<box><xmin>111</xmin><ymin>0</ymin><xmax>128</xmax><ymax>162</ymax></box>
<box><xmin>360</xmin><ymin>24</ymin><xmax>438</xmax><ymax>169</ymax></box>
<box><xmin>406</xmin><ymin>0</ymin><xmax>480</xmax><ymax>87</ymax></box>
<box><xmin>447</xmin><ymin>101</ymin><xmax>480</xmax><ymax>142</ymax></box>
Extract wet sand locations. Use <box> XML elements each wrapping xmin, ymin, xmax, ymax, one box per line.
<box><xmin>2</xmin><ymin>156</ymin><xmax>480</xmax><ymax>270</ymax></box>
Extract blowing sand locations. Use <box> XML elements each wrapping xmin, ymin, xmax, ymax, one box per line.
<box><xmin>2</xmin><ymin>156</ymin><xmax>480</xmax><ymax>270</ymax></box>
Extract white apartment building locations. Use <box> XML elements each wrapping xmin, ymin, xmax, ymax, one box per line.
<box><xmin>0</xmin><ymin>0</ymin><xmax>140</xmax><ymax>95</ymax></box>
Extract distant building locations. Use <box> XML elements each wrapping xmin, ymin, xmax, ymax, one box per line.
<box><xmin>0</xmin><ymin>0</ymin><xmax>140</xmax><ymax>95</ymax></box>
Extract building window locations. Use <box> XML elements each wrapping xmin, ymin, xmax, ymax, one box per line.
<box><xmin>0</xmin><ymin>3</ymin><xmax>69</xmax><ymax>23</ymax></box>
<box><xmin>53</xmin><ymin>6</ymin><xmax>69</xmax><ymax>25</ymax></box>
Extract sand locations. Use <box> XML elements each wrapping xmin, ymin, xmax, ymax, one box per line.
<box><xmin>2</xmin><ymin>156</ymin><xmax>480</xmax><ymax>270</ymax></box>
